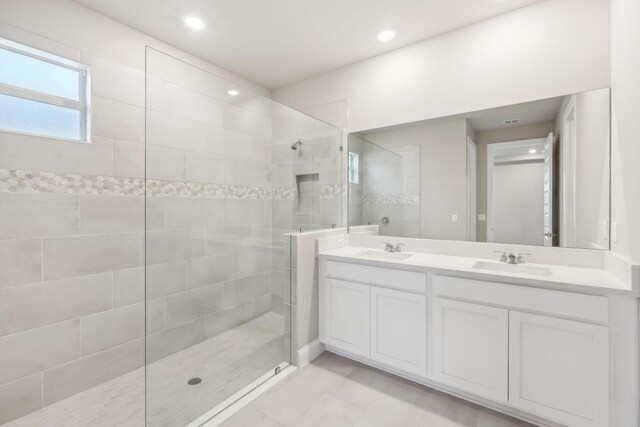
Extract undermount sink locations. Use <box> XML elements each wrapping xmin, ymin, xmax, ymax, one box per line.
<box><xmin>358</xmin><ymin>250</ymin><xmax>414</xmax><ymax>261</ymax></box>
<box><xmin>472</xmin><ymin>261</ymin><xmax>552</xmax><ymax>277</ymax></box>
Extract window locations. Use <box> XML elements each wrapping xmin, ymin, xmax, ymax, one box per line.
<box><xmin>0</xmin><ymin>38</ymin><xmax>90</xmax><ymax>141</ymax></box>
<box><xmin>348</xmin><ymin>151</ymin><xmax>359</xmax><ymax>184</ymax></box>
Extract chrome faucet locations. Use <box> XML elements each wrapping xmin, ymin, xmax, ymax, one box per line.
<box><xmin>494</xmin><ymin>251</ymin><xmax>531</xmax><ymax>264</ymax></box>
<box><xmin>383</xmin><ymin>242</ymin><xmax>406</xmax><ymax>253</ymax></box>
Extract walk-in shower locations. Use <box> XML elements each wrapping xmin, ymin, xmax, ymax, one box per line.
<box><xmin>144</xmin><ymin>48</ymin><xmax>343</xmax><ymax>426</ymax></box>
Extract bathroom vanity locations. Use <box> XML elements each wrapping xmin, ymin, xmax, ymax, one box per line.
<box><xmin>318</xmin><ymin>241</ymin><xmax>639</xmax><ymax>427</ymax></box>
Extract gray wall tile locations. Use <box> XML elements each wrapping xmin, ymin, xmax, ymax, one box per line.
<box><xmin>222</xmin><ymin>274</ymin><xmax>266</xmax><ymax>309</ymax></box>
<box><xmin>80</xmin><ymin>195</ymin><xmax>144</xmax><ymax>234</ymax></box>
<box><xmin>113</xmin><ymin>140</ymin><xmax>144</xmax><ymax>178</ymax></box>
<box><xmin>43</xmin><ymin>340</ymin><xmax>141</xmax><ymax>405</ymax></box>
<box><xmin>163</xmin><ymin>198</ymin><xmax>223</xmax><ymax>229</ymax></box>
<box><xmin>81</xmin><ymin>303</ymin><xmax>144</xmax><ymax>355</ymax></box>
<box><xmin>146</xmin><ymin>145</ymin><xmax>186</xmax><ymax>181</ymax></box>
<box><xmin>92</xmin><ymin>96</ymin><xmax>143</xmax><ymax>143</ymax></box>
<box><xmin>146</xmin><ymin>228</ymin><xmax>205</xmax><ymax>264</ymax></box>
<box><xmin>0</xmin><ymin>273</ymin><xmax>112</xmax><ymax>336</ymax></box>
<box><xmin>0</xmin><ymin>374</ymin><xmax>42</xmax><ymax>424</ymax></box>
<box><xmin>0</xmin><ymin>193</ymin><xmax>79</xmax><ymax>239</ymax></box>
<box><xmin>146</xmin><ymin>319</ymin><xmax>205</xmax><ymax>363</ymax></box>
<box><xmin>185</xmin><ymin>152</ymin><xmax>225</xmax><ymax>183</ymax></box>
<box><xmin>0</xmin><ymin>132</ymin><xmax>113</xmax><ymax>176</ymax></box>
<box><xmin>187</xmin><ymin>253</ymin><xmax>238</xmax><ymax>289</ymax></box>
<box><xmin>0</xmin><ymin>239</ymin><xmax>42</xmax><ymax>288</ymax></box>
<box><xmin>0</xmin><ymin>320</ymin><xmax>79</xmax><ymax>385</ymax></box>
<box><xmin>146</xmin><ymin>260</ymin><xmax>186</xmax><ymax>299</ymax></box>
<box><xmin>43</xmin><ymin>233</ymin><xmax>140</xmax><ymax>280</ymax></box>
<box><xmin>146</xmin><ymin>298</ymin><xmax>165</xmax><ymax>334</ymax></box>
<box><xmin>165</xmin><ymin>283</ymin><xmax>223</xmax><ymax>328</ymax></box>
<box><xmin>113</xmin><ymin>267</ymin><xmax>144</xmax><ymax>307</ymax></box>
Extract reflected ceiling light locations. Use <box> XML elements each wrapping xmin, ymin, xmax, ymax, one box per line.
<box><xmin>184</xmin><ymin>16</ymin><xmax>206</xmax><ymax>30</ymax></box>
<box><xmin>227</xmin><ymin>89</ymin><xmax>240</xmax><ymax>96</ymax></box>
<box><xmin>529</xmin><ymin>148</ymin><xmax>537</xmax><ymax>154</ymax></box>
<box><xmin>377</xmin><ymin>30</ymin><xmax>396</xmax><ymax>42</ymax></box>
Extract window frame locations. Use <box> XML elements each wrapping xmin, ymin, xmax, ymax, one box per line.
<box><xmin>0</xmin><ymin>37</ymin><xmax>91</xmax><ymax>142</ymax></box>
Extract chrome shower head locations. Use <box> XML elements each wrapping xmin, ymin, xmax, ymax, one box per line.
<box><xmin>291</xmin><ymin>140</ymin><xmax>302</xmax><ymax>151</ymax></box>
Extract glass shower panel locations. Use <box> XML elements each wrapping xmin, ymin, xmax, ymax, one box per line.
<box><xmin>144</xmin><ymin>48</ymin><xmax>340</xmax><ymax>427</ymax></box>
<box><xmin>348</xmin><ymin>134</ymin><xmax>406</xmax><ymax>236</ymax></box>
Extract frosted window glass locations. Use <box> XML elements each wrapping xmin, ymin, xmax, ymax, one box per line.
<box><xmin>349</xmin><ymin>152</ymin><xmax>360</xmax><ymax>184</ymax></box>
<box><xmin>0</xmin><ymin>47</ymin><xmax>80</xmax><ymax>100</ymax></box>
<box><xmin>0</xmin><ymin>93</ymin><xmax>80</xmax><ymax>140</ymax></box>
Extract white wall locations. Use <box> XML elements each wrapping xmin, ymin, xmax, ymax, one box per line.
<box><xmin>611</xmin><ymin>0</ymin><xmax>640</xmax><ymax>264</ymax></box>
<box><xmin>273</xmin><ymin>0</ymin><xmax>610</xmax><ymax>133</ymax></box>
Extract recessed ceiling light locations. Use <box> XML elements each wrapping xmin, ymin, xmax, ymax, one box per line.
<box><xmin>227</xmin><ymin>89</ymin><xmax>239</xmax><ymax>96</ymax></box>
<box><xmin>377</xmin><ymin>30</ymin><xmax>396</xmax><ymax>42</ymax></box>
<box><xmin>184</xmin><ymin>16</ymin><xmax>206</xmax><ymax>30</ymax></box>
<box><xmin>529</xmin><ymin>148</ymin><xmax>537</xmax><ymax>154</ymax></box>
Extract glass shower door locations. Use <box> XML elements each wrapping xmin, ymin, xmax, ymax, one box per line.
<box><xmin>144</xmin><ymin>47</ymin><xmax>341</xmax><ymax>427</ymax></box>
<box><xmin>144</xmin><ymin>48</ymin><xmax>293</xmax><ymax>427</ymax></box>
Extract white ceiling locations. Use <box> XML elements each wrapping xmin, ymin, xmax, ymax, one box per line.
<box><xmin>73</xmin><ymin>0</ymin><xmax>542</xmax><ymax>89</ymax></box>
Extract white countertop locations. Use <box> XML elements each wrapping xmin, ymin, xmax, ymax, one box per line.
<box><xmin>319</xmin><ymin>246</ymin><xmax>637</xmax><ymax>296</ymax></box>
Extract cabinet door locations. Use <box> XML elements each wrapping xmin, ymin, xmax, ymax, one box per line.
<box><xmin>509</xmin><ymin>311</ymin><xmax>609</xmax><ymax>427</ymax></box>
<box><xmin>322</xmin><ymin>278</ymin><xmax>370</xmax><ymax>358</ymax></box>
<box><xmin>370</xmin><ymin>287</ymin><xmax>426</xmax><ymax>376</ymax></box>
<box><xmin>428</xmin><ymin>298</ymin><xmax>508</xmax><ymax>402</ymax></box>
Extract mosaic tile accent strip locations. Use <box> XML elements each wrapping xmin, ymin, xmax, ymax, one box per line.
<box><xmin>360</xmin><ymin>193</ymin><xmax>420</xmax><ymax>205</ymax></box>
<box><xmin>320</xmin><ymin>184</ymin><xmax>346</xmax><ymax>199</ymax></box>
<box><xmin>0</xmin><ymin>169</ymin><xmax>302</xmax><ymax>200</ymax></box>
<box><xmin>0</xmin><ymin>170</ymin><xmax>58</xmax><ymax>193</ymax></box>
<box><xmin>146</xmin><ymin>180</ymin><xmax>296</xmax><ymax>200</ymax></box>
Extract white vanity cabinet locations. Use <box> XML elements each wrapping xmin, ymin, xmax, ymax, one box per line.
<box><xmin>370</xmin><ymin>286</ymin><xmax>426</xmax><ymax>376</ymax></box>
<box><xmin>323</xmin><ymin>278</ymin><xmax>370</xmax><ymax>358</ymax></box>
<box><xmin>428</xmin><ymin>298</ymin><xmax>508</xmax><ymax>402</ymax></box>
<box><xmin>430</xmin><ymin>274</ymin><xmax>610</xmax><ymax>427</ymax></box>
<box><xmin>509</xmin><ymin>311</ymin><xmax>609</xmax><ymax>427</ymax></box>
<box><xmin>320</xmin><ymin>260</ymin><xmax>427</xmax><ymax>376</ymax></box>
<box><xmin>319</xmin><ymin>252</ymin><xmax>636</xmax><ymax>427</ymax></box>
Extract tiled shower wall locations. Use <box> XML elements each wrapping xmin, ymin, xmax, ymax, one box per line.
<box><xmin>0</xmin><ymin>46</ymin><xmax>146</xmax><ymax>426</ymax></box>
<box><xmin>348</xmin><ymin>136</ymin><xmax>419</xmax><ymax>237</ymax></box>
<box><xmin>0</xmin><ymin>5</ymin><xmax>343</xmax><ymax>425</ymax></box>
<box><xmin>144</xmin><ymin>50</ymin><xmax>287</xmax><ymax>365</ymax></box>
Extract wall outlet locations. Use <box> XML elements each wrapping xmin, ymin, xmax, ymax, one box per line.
<box><xmin>612</xmin><ymin>222</ymin><xmax>619</xmax><ymax>244</ymax></box>
<box><xmin>451</xmin><ymin>214</ymin><xmax>458</xmax><ymax>223</ymax></box>
<box><xmin>337</xmin><ymin>238</ymin><xmax>345</xmax><ymax>248</ymax></box>
<box><xmin>603</xmin><ymin>220</ymin><xmax>608</xmax><ymax>240</ymax></box>
<box><xmin>478</xmin><ymin>213</ymin><xmax>486</xmax><ymax>222</ymax></box>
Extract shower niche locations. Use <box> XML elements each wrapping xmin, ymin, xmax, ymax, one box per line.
<box><xmin>295</xmin><ymin>173</ymin><xmax>320</xmax><ymax>217</ymax></box>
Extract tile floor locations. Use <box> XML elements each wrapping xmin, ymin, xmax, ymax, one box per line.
<box><xmin>221</xmin><ymin>352</ymin><xmax>536</xmax><ymax>427</ymax></box>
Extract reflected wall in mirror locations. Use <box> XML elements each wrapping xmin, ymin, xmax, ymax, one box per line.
<box><xmin>348</xmin><ymin>88</ymin><xmax>610</xmax><ymax>250</ymax></box>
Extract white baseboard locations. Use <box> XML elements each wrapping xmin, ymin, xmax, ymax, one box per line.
<box><xmin>296</xmin><ymin>339</ymin><xmax>325</xmax><ymax>367</ymax></box>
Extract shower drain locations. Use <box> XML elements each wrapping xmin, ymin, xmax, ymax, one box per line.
<box><xmin>187</xmin><ymin>377</ymin><xmax>202</xmax><ymax>386</ymax></box>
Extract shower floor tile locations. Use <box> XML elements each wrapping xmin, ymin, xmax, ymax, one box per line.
<box><xmin>147</xmin><ymin>311</ymin><xmax>286</xmax><ymax>427</ymax></box>
<box><xmin>3</xmin><ymin>368</ymin><xmax>145</xmax><ymax>427</ymax></box>
<box><xmin>3</xmin><ymin>312</ymin><xmax>286</xmax><ymax>427</ymax></box>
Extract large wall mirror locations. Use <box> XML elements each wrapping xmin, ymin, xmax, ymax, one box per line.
<box><xmin>348</xmin><ymin>88</ymin><xmax>611</xmax><ymax>250</ymax></box>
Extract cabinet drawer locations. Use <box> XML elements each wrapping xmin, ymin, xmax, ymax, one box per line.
<box><xmin>432</xmin><ymin>275</ymin><xmax>608</xmax><ymax>323</ymax></box>
<box><xmin>325</xmin><ymin>260</ymin><xmax>426</xmax><ymax>293</ymax></box>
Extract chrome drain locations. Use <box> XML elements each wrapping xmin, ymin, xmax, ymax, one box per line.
<box><xmin>187</xmin><ymin>377</ymin><xmax>202</xmax><ymax>386</ymax></box>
